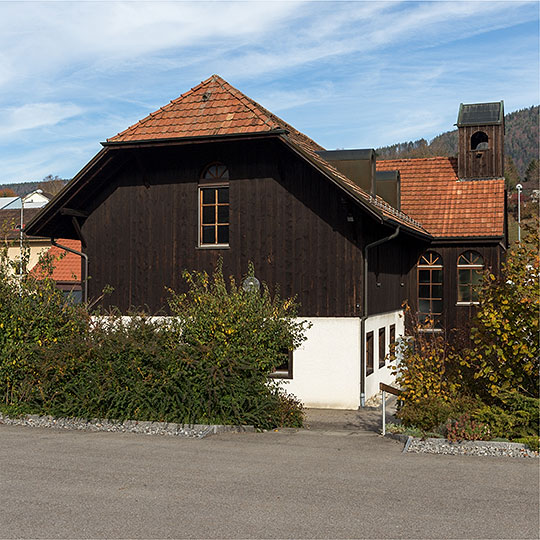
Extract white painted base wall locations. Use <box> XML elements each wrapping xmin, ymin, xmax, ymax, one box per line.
<box><xmin>280</xmin><ymin>311</ymin><xmax>404</xmax><ymax>410</ymax></box>
<box><xmin>364</xmin><ymin>311</ymin><xmax>404</xmax><ymax>401</ymax></box>
<box><xmin>279</xmin><ymin>318</ymin><xmax>361</xmax><ymax>410</ymax></box>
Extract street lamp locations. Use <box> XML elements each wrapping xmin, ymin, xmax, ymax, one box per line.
<box><xmin>19</xmin><ymin>195</ymin><xmax>24</xmax><ymax>280</ymax></box>
<box><xmin>516</xmin><ymin>183</ymin><xmax>523</xmax><ymax>244</ymax></box>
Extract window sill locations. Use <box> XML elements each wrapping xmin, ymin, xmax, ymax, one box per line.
<box><xmin>269</xmin><ymin>372</ymin><xmax>293</xmax><ymax>380</ymax></box>
<box><xmin>456</xmin><ymin>302</ymin><xmax>480</xmax><ymax>306</ymax></box>
<box><xmin>197</xmin><ymin>245</ymin><xmax>230</xmax><ymax>250</ymax></box>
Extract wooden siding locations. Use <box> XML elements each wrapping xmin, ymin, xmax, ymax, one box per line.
<box><xmin>407</xmin><ymin>242</ymin><xmax>504</xmax><ymax>334</ymax></box>
<box><xmin>457</xmin><ymin>124</ymin><xmax>504</xmax><ymax>179</ymax></box>
<box><xmin>81</xmin><ymin>138</ymin><xmax>415</xmax><ymax>317</ymax></box>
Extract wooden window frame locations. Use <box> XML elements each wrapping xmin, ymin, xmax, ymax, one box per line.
<box><xmin>457</xmin><ymin>251</ymin><xmax>484</xmax><ymax>306</ymax></box>
<box><xmin>417</xmin><ymin>251</ymin><xmax>443</xmax><ymax>331</ymax></box>
<box><xmin>198</xmin><ymin>184</ymin><xmax>229</xmax><ymax>248</ymax></box>
<box><xmin>269</xmin><ymin>350</ymin><xmax>293</xmax><ymax>380</ymax></box>
<box><xmin>389</xmin><ymin>324</ymin><xmax>396</xmax><ymax>355</ymax></box>
<box><xmin>366</xmin><ymin>331</ymin><xmax>374</xmax><ymax>376</ymax></box>
<box><xmin>378</xmin><ymin>327</ymin><xmax>386</xmax><ymax>368</ymax></box>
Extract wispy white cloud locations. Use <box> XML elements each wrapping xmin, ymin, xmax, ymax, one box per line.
<box><xmin>0</xmin><ymin>0</ymin><xmax>537</xmax><ymax>182</ymax></box>
<box><xmin>0</xmin><ymin>103</ymin><xmax>82</xmax><ymax>138</ymax></box>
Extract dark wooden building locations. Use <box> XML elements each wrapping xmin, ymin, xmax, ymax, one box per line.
<box><xmin>25</xmin><ymin>78</ymin><xmax>506</xmax><ymax>408</ymax></box>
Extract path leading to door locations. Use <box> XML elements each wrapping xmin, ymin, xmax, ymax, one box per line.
<box><xmin>304</xmin><ymin>396</ymin><xmax>397</xmax><ymax>433</ymax></box>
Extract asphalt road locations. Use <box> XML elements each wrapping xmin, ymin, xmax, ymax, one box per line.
<box><xmin>0</xmin><ymin>424</ymin><xmax>538</xmax><ymax>539</ymax></box>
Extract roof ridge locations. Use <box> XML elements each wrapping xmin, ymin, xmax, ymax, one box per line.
<box><xmin>210</xmin><ymin>76</ymin><xmax>279</xmax><ymax>131</ymax></box>
<box><xmin>377</xmin><ymin>156</ymin><xmax>456</xmax><ymax>163</ymax></box>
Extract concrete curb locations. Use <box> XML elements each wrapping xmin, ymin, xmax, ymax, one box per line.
<box><xmin>0</xmin><ymin>413</ymin><xmax>255</xmax><ymax>438</ymax></box>
<box><xmin>388</xmin><ymin>434</ymin><xmax>539</xmax><ymax>458</ymax></box>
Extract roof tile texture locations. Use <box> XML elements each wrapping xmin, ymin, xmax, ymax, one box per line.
<box><xmin>108</xmin><ymin>75</ymin><xmax>427</xmax><ymax>235</ymax></box>
<box><xmin>377</xmin><ymin>157</ymin><xmax>505</xmax><ymax>238</ymax></box>
<box><xmin>31</xmin><ymin>239</ymin><xmax>81</xmax><ymax>282</ymax></box>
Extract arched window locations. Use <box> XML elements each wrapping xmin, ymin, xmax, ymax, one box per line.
<box><xmin>457</xmin><ymin>251</ymin><xmax>484</xmax><ymax>303</ymax></box>
<box><xmin>418</xmin><ymin>251</ymin><xmax>443</xmax><ymax>329</ymax></box>
<box><xmin>199</xmin><ymin>163</ymin><xmax>229</xmax><ymax>246</ymax></box>
<box><xmin>471</xmin><ymin>131</ymin><xmax>489</xmax><ymax>151</ymax></box>
<box><xmin>202</xmin><ymin>163</ymin><xmax>229</xmax><ymax>181</ymax></box>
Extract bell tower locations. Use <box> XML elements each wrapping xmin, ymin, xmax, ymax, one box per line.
<box><xmin>456</xmin><ymin>101</ymin><xmax>504</xmax><ymax>180</ymax></box>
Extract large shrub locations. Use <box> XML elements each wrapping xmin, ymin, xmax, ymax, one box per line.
<box><xmin>464</xmin><ymin>220</ymin><xmax>539</xmax><ymax>400</ymax></box>
<box><xmin>0</xmin><ymin>249</ymin><xmax>307</xmax><ymax>429</ymax></box>
<box><xmin>0</xmin><ymin>245</ymin><xmax>88</xmax><ymax>406</ymax></box>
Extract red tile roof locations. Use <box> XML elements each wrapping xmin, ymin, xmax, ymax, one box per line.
<box><xmin>107</xmin><ymin>75</ymin><xmax>428</xmax><ymax>236</ymax></box>
<box><xmin>377</xmin><ymin>157</ymin><xmax>505</xmax><ymax>238</ymax></box>
<box><xmin>31</xmin><ymin>239</ymin><xmax>81</xmax><ymax>282</ymax></box>
<box><xmin>108</xmin><ymin>74</ymin><xmax>322</xmax><ymax>148</ymax></box>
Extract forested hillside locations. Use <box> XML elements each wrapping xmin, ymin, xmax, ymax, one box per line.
<box><xmin>377</xmin><ymin>105</ymin><xmax>539</xmax><ymax>180</ymax></box>
<box><xmin>0</xmin><ymin>176</ymin><xmax>68</xmax><ymax>197</ymax></box>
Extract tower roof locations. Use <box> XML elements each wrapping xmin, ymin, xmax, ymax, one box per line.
<box><xmin>456</xmin><ymin>101</ymin><xmax>504</xmax><ymax>127</ymax></box>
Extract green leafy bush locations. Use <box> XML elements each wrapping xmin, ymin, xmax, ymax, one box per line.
<box><xmin>0</xmin><ymin>247</ymin><xmax>307</xmax><ymax>429</ymax></box>
<box><xmin>464</xmin><ymin>220</ymin><xmax>539</xmax><ymax>400</ymax></box>
<box><xmin>397</xmin><ymin>394</ymin><xmax>480</xmax><ymax>432</ymax></box>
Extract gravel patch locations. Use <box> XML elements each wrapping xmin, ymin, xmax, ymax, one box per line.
<box><xmin>402</xmin><ymin>435</ymin><xmax>538</xmax><ymax>458</ymax></box>
<box><xmin>0</xmin><ymin>413</ymin><xmax>254</xmax><ymax>438</ymax></box>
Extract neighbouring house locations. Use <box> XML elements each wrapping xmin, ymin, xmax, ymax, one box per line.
<box><xmin>25</xmin><ymin>75</ymin><xmax>506</xmax><ymax>409</ymax></box>
<box><xmin>2</xmin><ymin>189</ymin><xmax>53</xmax><ymax>210</ymax></box>
<box><xmin>30</xmin><ymin>238</ymin><xmax>82</xmax><ymax>301</ymax></box>
<box><xmin>0</xmin><ymin>207</ymin><xmax>51</xmax><ymax>273</ymax></box>
<box><xmin>0</xmin><ymin>204</ymin><xmax>81</xmax><ymax>299</ymax></box>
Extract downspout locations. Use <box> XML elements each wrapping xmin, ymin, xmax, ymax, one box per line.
<box><xmin>360</xmin><ymin>226</ymin><xmax>400</xmax><ymax>407</ymax></box>
<box><xmin>51</xmin><ymin>239</ymin><xmax>88</xmax><ymax>304</ymax></box>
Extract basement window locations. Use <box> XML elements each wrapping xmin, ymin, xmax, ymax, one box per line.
<box><xmin>199</xmin><ymin>164</ymin><xmax>229</xmax><ymax>247</ymax></box>
<box><xmin>270</xmin><ymin>349</ymin><xmax>293</xmax><ymax>379</ymax></box>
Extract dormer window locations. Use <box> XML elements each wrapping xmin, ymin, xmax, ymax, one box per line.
<box><xmin>199</xmin><ymin>163</ymin><xmax>229</xmax><ymax>247</ymax></box>
<box><xmin>471</xmin><ymin>131</ymin><xmax>489</xmax><ymax>151</ymax></box>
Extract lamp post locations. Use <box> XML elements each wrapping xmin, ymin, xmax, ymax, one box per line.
<box><xmin>19</xmin><ymin>195</ymin><xmax>24</xmax><ymax>280</ymax></box>
<box><xmin>516</xmin><ymin>183</ymin><xmax>523</xmax><ymax>244</ymax></box>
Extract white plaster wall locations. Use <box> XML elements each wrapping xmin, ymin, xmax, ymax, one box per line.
<box><xmin>364</xmin><ymin>310</ymin><xmax>404</xmax><ymax>400</ymax></box>
<box><xmin>279</xmin><ymin>317</ymin><xmax>361</xmax><ymax>410</ymax></box>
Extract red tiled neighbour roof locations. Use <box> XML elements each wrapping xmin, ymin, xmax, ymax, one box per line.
<box><xmin>31</xmin><ymin>239</ymin><xmax>81</xmax><ymax>283</ymax></box>
<box><xmin>377</xmin><ymin>157</ymin><xmax>505</xmax><ymax>238</ymax></box>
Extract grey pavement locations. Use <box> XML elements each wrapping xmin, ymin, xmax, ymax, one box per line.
<box><xmin>1</xmin><ymin>417</ymin><xmax>538</xmax><ymax>539</ymax></box>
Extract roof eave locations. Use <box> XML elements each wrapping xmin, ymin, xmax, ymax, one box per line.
<box><xmin>25</xmin><ymin>147</ymin><xmax>112</xmax><ymax>238</ymax></box>
<box><xmin>278</xmin><ymin>135</ymin><xmax>432</xmax><ymax>240</ymax></box>
<box><xmin>102</xmin><ymin>129</ymin><xmax>288</xmax><ymax>148</ymax></box>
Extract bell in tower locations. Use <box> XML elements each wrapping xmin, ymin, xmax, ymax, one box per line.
<box><xmin>456</xmin><ymin>101</ymin><xmax>504</xmax><ymax>180</ymax></box>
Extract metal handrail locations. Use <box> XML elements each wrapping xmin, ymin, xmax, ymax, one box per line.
<box><xmin>380</xmin><ymin>383</ymin><xmax>402</xmax><ymax>436</ymax></box>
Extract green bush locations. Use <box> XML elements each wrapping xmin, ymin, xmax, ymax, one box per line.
<box><xmin>0</xmin><ymin>248</ymin><xmax>307</xmax><ymax>429</ymax></box>
<box><xmin>397</xmin><ymin>394</ymin><xmax>480</xmax><ymax>432</ymax></box>
<box><xmin>464</xmin><ymin>220</ymin><xmax>539</xmax><ymax>400</ymax></box>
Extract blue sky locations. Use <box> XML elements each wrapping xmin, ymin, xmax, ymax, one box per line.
<box><xmin>0</xmin><ymin>0</ymin><xmax>538</xmax><ymax>184</ymax></box>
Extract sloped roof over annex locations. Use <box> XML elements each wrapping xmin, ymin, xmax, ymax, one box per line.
<box><xmin>377</xmin><ymin>157</ymin><xmax>505</xmax><ymax>238</ymax></box>
<box><xmin>26</xmin><ymin>75</ymin><xmax>430</xmax><ymax>240</ymax></box>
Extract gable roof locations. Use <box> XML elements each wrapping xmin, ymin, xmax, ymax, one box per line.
<box><xmin>105</xmin><ymin>75</ymin><xmax>427</xmax><ymax>236</ymax></box>
<box><xmin>108</xmin><ymin>74</ymin><xmax>322</xmax><ymax>149</ymax></box>
<box><xmin>27</xmin><ymin>75</ymin><xmax>430</xmax><ymax>240</ymax></box>
<box><xmin>377</xmin><ymin>157</ymin><xmax>505</xmax><ymax>238</ymax></box>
